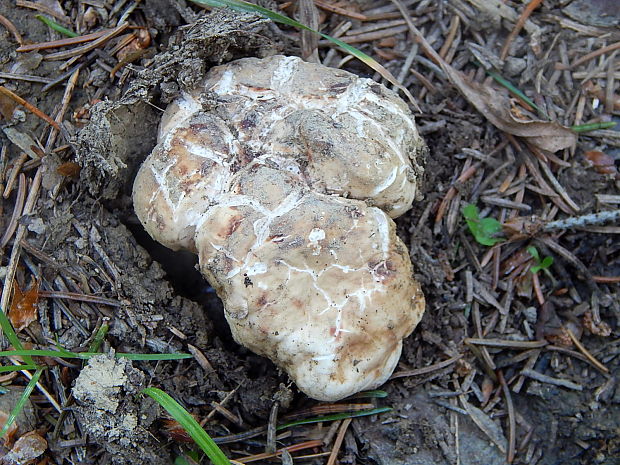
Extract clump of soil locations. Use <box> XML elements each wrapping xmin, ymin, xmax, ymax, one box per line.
<box><xmin>72</xmin><ymin>355</ymin><xmax>167</xmax><ymax>465</ymax></box>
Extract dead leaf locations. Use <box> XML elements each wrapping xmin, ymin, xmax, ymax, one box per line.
<box><xmin>161</xmin><ymin>419</ymin><xmax>194</xmax><ymax>442</ymax></box>
<box><xmin>0</xmin><ymin>411</ymin><xmax>19</xmax><ymax>446</ymax></box>
<box><xmin>8</xmin><ymin>280</ymin><xmax>40</xmax><ymax>333</ymax></box>
<box><xmin>0</xmin><ymin>93</ymin><xmax>17</xmax><ymax>120</ymax></box>
<box><xmin>2</xmin><ymin>431</ymin><xmax>47</xmax><ymax>465</ymax></box>
<box><xmin>439</xmin><ymin>67</ymin><xmax>577</xmax><ymax>152</ymax></box>
<box><xmin>459</xmin><ymin>397</ymin><xmax>507</xmax><ymax>454</ymax></box>
<box><xmin>1</xmin><ymin>128</ymin><xmax>43</xmax><ymax>160</ymax></box>
<box><xmin>394</xmin><ymin>10</ymin><xmax>576</xmax><ymax>152</ymax></box>
<box><xmin>56</xmin><ymin>162</ymin><xmax>81</xmax><ymax>178</ymax></box>
<box><xmin>584</xmin><ymin>150</ymin><xmax>618</xmax><ymax>177</ymax></box>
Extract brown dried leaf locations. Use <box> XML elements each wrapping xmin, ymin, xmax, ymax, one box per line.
<box><xmin>56</xmin><ymin>162</ymin><xmax>81</xmax><ymax>178</ymax></box>
<box><xmin>8</xmin><ymin>280</ymin><xmax>40</xmax><ymax>333</ymax></box>
<box><xmin>440</xmin><ymin>67</ymin><xmax>577</xmax><ymax>152</ymax></box>
<box><xmin>460</xmin><ymin>398</ymin><xmax>507</xmax><ymax>453</ymax></box>
<box><xmin>161</xmin><ymin>418</ymin><xmax>194</xmax><ymax>442</ymax></box>
<box><xmin>584</xmin><ymin>150</ymin><xmax>618</xmax><ymax>177</ymax></box>
<box><xmin>394</xmin><ymin>7</ymin><xmax>571</xmax><ymax>151</ymax></box>
<box><xmin>0</xmin><ymin>93</ymin><xmax>17</xmax><ymax>120</ymax></box>
<box><xmin>0</xmin><ymin>411</ymin><xmax>19</xmax><ymax>445</ymax></box>
<box><xmin>3</xmin><ymin>431</ymin><xmax>47</xmax><ymax>465</ymax></box>
<box><xmin>1</xmin><ymin>128</ymin><xmax>43</xmax><ymax>160</ymax></box>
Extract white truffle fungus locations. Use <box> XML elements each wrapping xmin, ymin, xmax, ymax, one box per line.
<box><xmin>133</xmin><ymin>55</ymin><xmax>426</xmax><ymax>401</ymax></box>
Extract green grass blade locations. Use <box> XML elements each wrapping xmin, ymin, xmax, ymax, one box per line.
<box><xmin>350</xmin><ymin>389</ymin><xmax>388</xmax><ymax>398</ymax></box>
<box><xmin>88</xmin><ymin>323</ymin><xmax>109</xmax><ymax>353</ymax></box>
<box><xmin>0</xmin><ymin>364</ymin><xmax>38</xmax><ymax>373</ymax></box>
<box><xmin>0</xmin><ymin>349</ymin><xmax>192</xmax><ymax>361</ymax></box>
<box><xmin>0</xmin><ymin>306</ymin><xmax>36</xmax><ymax>366</ymax></box>
<box><xmin>277</xmin><ymin>406</ymin><xmax>392</xmax><ymax>430</ymax></box>
<box><xmin>35</xmin><ymin>15</ymin><xmax>77</xmax><ymax>37</ymax></box>
<box><xmin>142</xmin><ymin>387</ymin><xmax>231</xmax><ymax>465</ymax></box>
<box><xmin>571</xmin><ymin>121</ymin><xmax>617</xmax><ymax>132</ymax></box>
<box><xmin>485</xmin><ymin>69</ymin><xmax>548</xmax><ymax>119</ymax></box>
<box><xmin>114</xmin><ymin>353</ymin><xmax>193</xmax><ymax>360</ymax></box>
<box><xmin>190</xmin><ymin>0</ymin><xmax>419</xmax><ymax>108</ymax></box>
<box><xmin>0</xmin><ymin>368</ymin><xmax>43</xmax><ymax>438</ymax></box>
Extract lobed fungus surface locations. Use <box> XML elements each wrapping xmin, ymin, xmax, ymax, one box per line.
<box><xmin>133</xmin><ymin>55</ymin><xmax>427</xmax><ymax>401</ymax></box>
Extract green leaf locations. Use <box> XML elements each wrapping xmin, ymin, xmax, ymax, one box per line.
<box><xmin>142</xmin><ymin>387</ymin><xmax>230</xmax><ymax>465</ymax></box>
<box><xmin>526</xmin><ymin>246</ymin><xmax>540</xmax><ymax>261</ymax></box>
<box><xmin>462</xmin><ymin>204</ymin><xmax>502</xmax><ymax>246</ymax></box>
<box><xmin>541</xmin><ymin>256</ymin><xmax>553</xmax><ymax>268</ymax></box>
<box><xmin>0</xmin><ymin>368</ymin><xmax>43</xmax><ymax>438</ymax></box>
<box><xmin>528</xmin><ymin>246</ymin><xmax>553</xmax><ymax>274</ymax></box>
<box><xmin>190</xmin><ymin>0</ymin><xmax>419</xmax><ymax>108</ymax></box>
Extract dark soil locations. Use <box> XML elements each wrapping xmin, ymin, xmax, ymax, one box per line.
<box><xmin>0</xmin><ymin>1</ymin><xmax>619</xmax><ymax>464</ymax></box>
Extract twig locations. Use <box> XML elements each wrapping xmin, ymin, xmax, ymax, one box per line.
<box><xmin>592</xmin><ymin>276</ymin><xmax>620</xmax><ymax>284</ymax></box>
<box><xmin>37</xmin><ymin>290</ymin><xmax>121</xmax><ymax>307</ymax></box>
<box><xmin>2</xmin><ymin>153</ymin><xmax>29</xmax><ymax>199</ymax></box>
<box><xmin>326</xmin><ymin>418</ymin><xmax>352</xmax><ymax>465</ymax></box>
<box><xmin>464</xmin><ymin>338</ymin><xmax>547</xmax><ymax>349</ymax></box>
<box><xmin>569</xmin><ymin>41</ymin><xmax>620</xmax><ymax>70</ymax></box>
<box><xmin>1</xmin><ymin>166</ymin><xmax>43</xmax><ymax>349</ymax></box>
<box><xmin>500</xmin><ymin>0</ymin><xmax>543</xmax><ymax>60</ymax></box>
<box><xmin>204</xmin><ymin>385</ymin><xmax>241</xmax><ymax>422</ymax></box>
<box><xmin>0</xmin><ymin>72</ymin><xmax>52</xmax><ymax>84</ymax></box>
<box><xmin>321</xmin><ymin>25</ymin><xmax>409</xmax><ymax>44</ymax></box>
<box><xmin>315</xmin><ymin>0</ymin><xmax>366</xmax><ymax>21</ymax></box>
<box><xmin>605</xmin><ymin>51</ymin><xmax>617</xmax><ymax>115</ymax></box>
<box><xmin>0</xmin><ymin>173</ymin><xmax>26</xmax><ymax>249</ymax></box>
<box><xmin>298</xmin><ymin>0</ymin><xmax>320</xmax><ymax>63</ymax></box>
<box><xmin>16</xmin><ymin>30</ymin><xmax>108</xmax><ymax>52</ymax></box>
<box><xmin>536</xmin><ymin>157</ymin><xmax>580</xmax><ymax>212</ymax></box>
<box><xmin>542</xmin><ymin>209</ymin><xmax>620</xmax><ymax>232</ymax></box>
<box><xmin>435</xmin><ymin>162</ymin><xmax>479</xmax><ymax>226</ymax></box>
<box><xmin>497</xmin><ymin>370</ymin><xmax>515</xmax><ymax>463</ymax></box>
<box><xmin>186</xmin><ymin>343</ymin><xmax>214</xmax><ymax>373</ymax></box>
<box><xmin>12</xmin><ymin>363</ymin><xmax>62</xmax><ymax>412</ymax></box>
<box><xmin>531</xmin><ymin>272</ymin><xmax>545</xmax><ymax>305</ymax></box>
<box><xmin>15</xmin><ymin>0</ymin><xmax>71</xmax><ymax>25</ymax></box>
<box><xmin>391</xmin><ymin>354</ymin><xmax>463</xmax><ymax>379</ymax></box>
<box><xmin>266</xmin><ymin>401</ymin><xmax>279</xmax><ymax>454</ymax></box>
<box><xmin>565</xmin><ymin>328</ymin><xmax>609</xmax><ymax>374</ymax></box>
<box><xmin>0</xmin><ymin>87</ymin><xmax>60</xmax><ymax>130</ymax></box>
<box><xmin>520</xmin><ymin>368</ymin><xmax>583</xmax><ymax>391</ymax></box>
<box><xmin>0</xmin><ymin>13</ymin><xmax>23</xmax><ymax>45</ymax></box>
<box><xmin>42</xmin><ymin>23</ymin><xmax>129</xmax><ymax>61</ymax></box>
<box><xmin>235</xmin><ymin>440</ymin><xmax>323</xmax><ymax>463</ymax></box>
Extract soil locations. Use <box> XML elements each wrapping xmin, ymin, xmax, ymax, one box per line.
<box><xmin>0</xmin><ymin>1</ymin><xmax>619</xmax><ymax>465</ymax></box>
